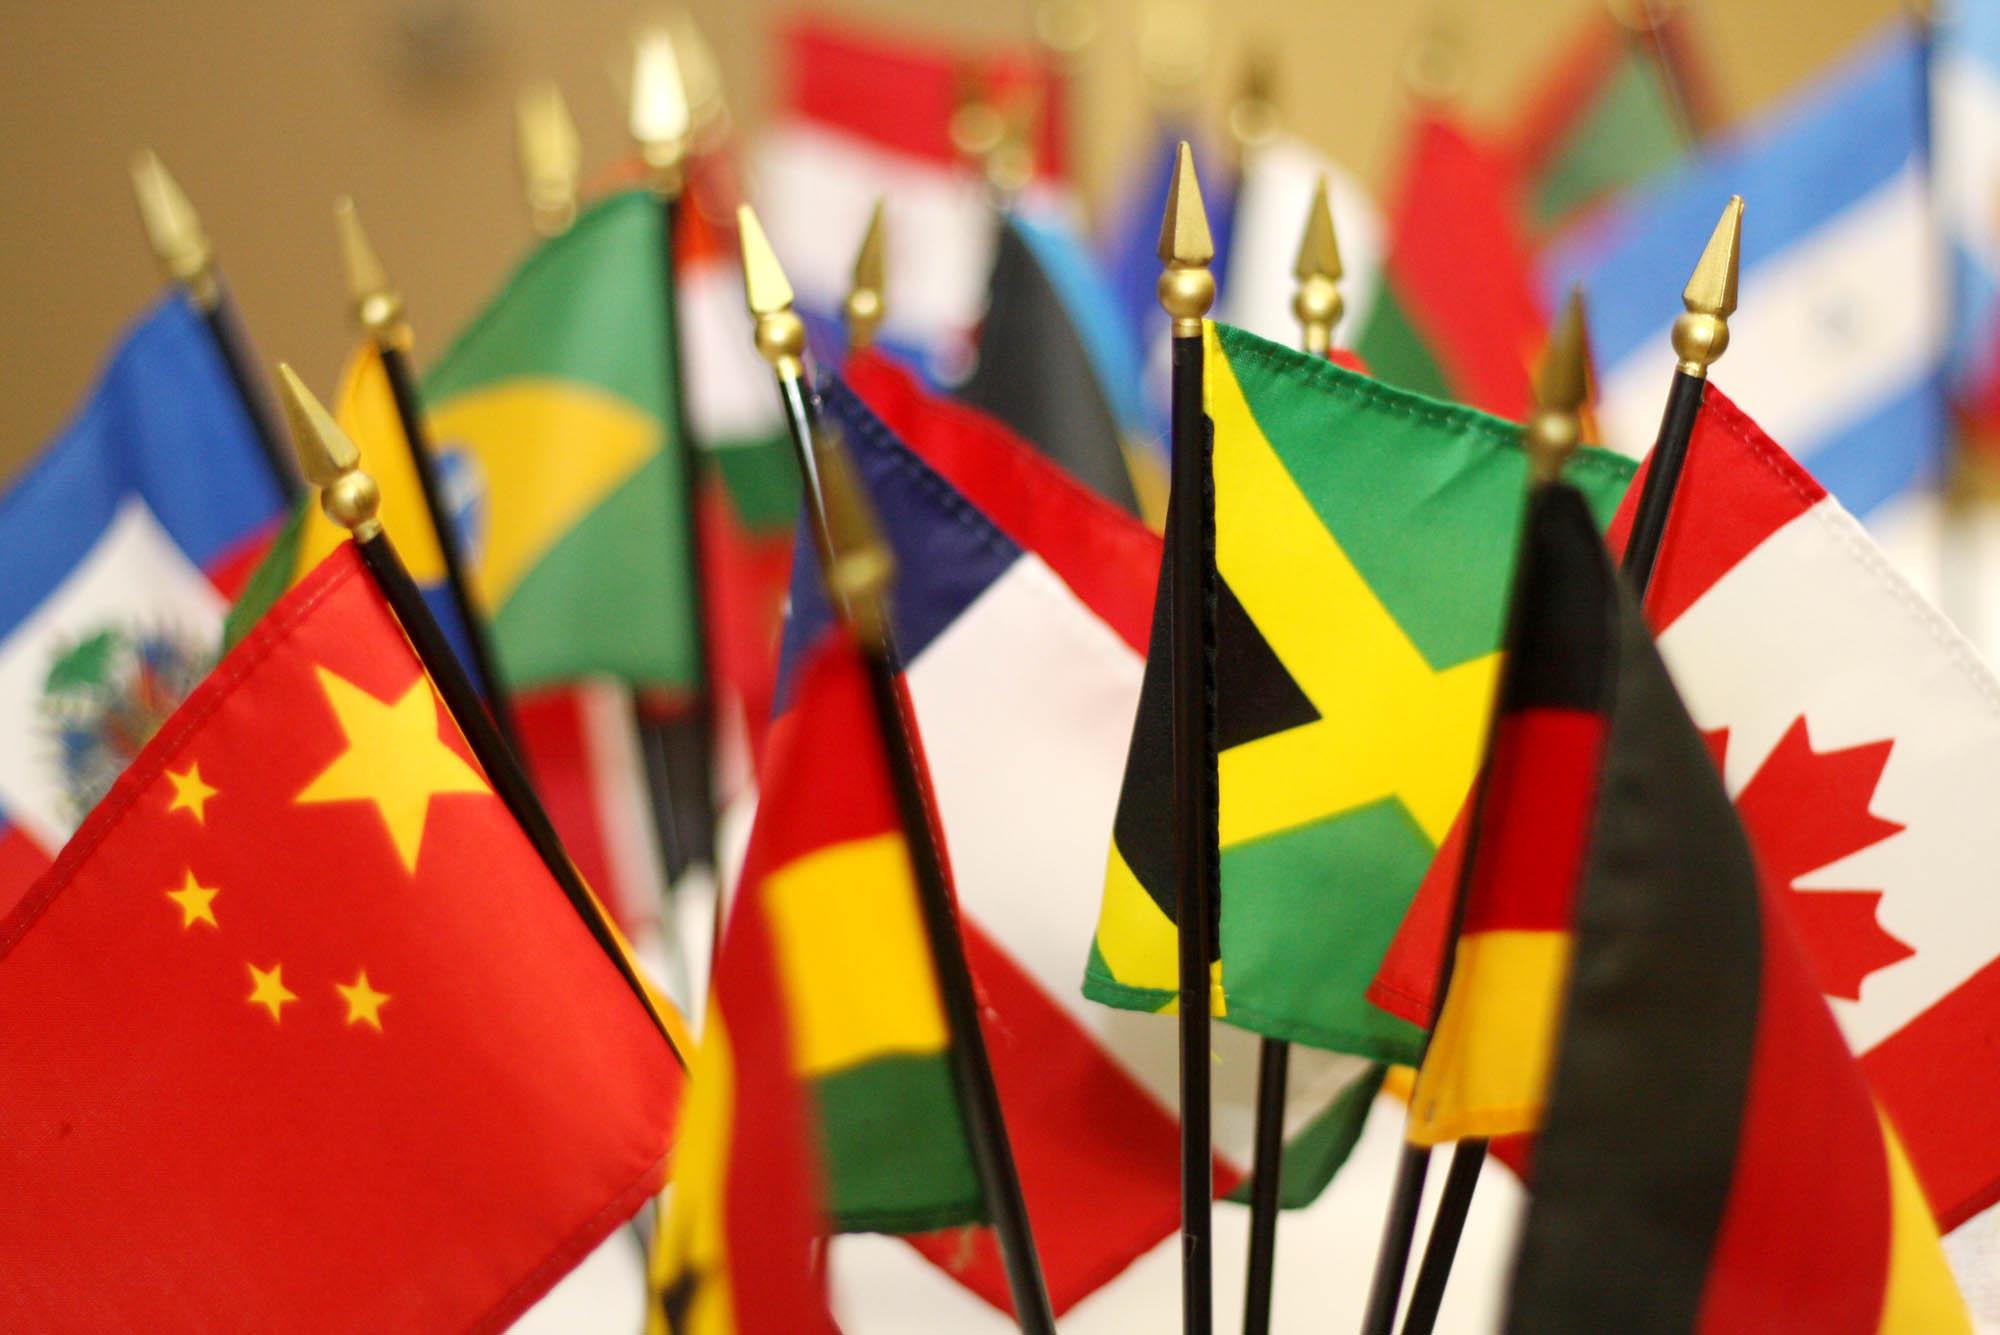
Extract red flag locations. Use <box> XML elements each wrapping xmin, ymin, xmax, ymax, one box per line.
<box><xmin>1</xmin><ymin>545</ymin><xmax>683</xmax><ymax>1330</ymax></box>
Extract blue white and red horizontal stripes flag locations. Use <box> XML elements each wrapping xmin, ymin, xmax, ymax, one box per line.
<box><xmin>1542</xmin><ymin>25</ymin><xmax>1944</xmax><ymax>520</ymax></box>
<box><xmin>0</xmin><ymin>293</ymin><xmax>284</xmax><ymax>912</ymax></box>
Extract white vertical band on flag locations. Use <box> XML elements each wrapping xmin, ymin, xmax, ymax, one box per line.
<box><xmin>1220</xmin><ymin>135</ymin><xmax>1385</xmax><ymax>351</ymax></box>
<box><xmin>678</xmin><ymin>260</ymin><xmax>789</xmax><ymax>449</ymax></box>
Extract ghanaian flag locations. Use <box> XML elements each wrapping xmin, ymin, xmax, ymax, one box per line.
<box><xmin>1083</xmin><ymin>322</ymin><xmax>1635</xmax><ymax>1063</ymax></box>
<box><xmin>1504</xmin><ymin>484</ymin><xmax>1966</xmax><ymax>1332</ymax></box>
<box><xmin>1405</xmin><ymin>482</ymin><xmax>1614</xmax><ymax>1146</ymax></box>
<box><xmin>653</xmin><ymin>623</ymin><xmax>981</xmax><ymax>1331</ymax></box>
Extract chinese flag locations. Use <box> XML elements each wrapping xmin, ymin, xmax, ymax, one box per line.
<box><xmin>0</xmin><ymin>544</ymin><xmax>683</xmax><ymax>1331</ymax></box>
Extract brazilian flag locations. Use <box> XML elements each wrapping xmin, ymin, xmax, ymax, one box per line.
<box><xmin>1082</xmin><ymin>322</ymin><xmax>1637</xmax><ymax>1065</ymax></box>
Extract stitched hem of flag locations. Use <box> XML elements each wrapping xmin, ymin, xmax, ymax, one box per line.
<box><xmin>835</xmin><ymin>1199</ymin><xmax>992</xmax><ymax>1236</ymax></box>
<box><xmin>1082</xmin><ymin>969</ymin><xmax>1423</xmax><ymax>1066</ymax></box>
<box><xmin>473</xmin><ymin>1148</ymin><xmax>671</xmax><ymax>1332</ymax></box>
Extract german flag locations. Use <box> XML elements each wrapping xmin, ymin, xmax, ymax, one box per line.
<box><xmin>1503</xmin><ymin>486</ymin><xmax>1967</xmax><ymax>1332</ymax></box>
<box><xmin>653</xmin><ymin>622</ymin><xmax>980</xmax><ymax>1329</ymax></box>
<box><xmin>1406</xmin><ymin>481</ymin><xmax>1615</xmax><ymax>1146</ymax></box>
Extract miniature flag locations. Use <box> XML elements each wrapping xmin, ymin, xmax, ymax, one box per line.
<box><xmin>751</xmin><ymin>16</ymin><xmax>1067</xmax><ymax>380</ymax></box>
<box><xmin>958</xmin><ymin>212</ymin><xmax>1149</xmax><ymax>515</ymax></box>
<box><xmin>1544</xmin><ymin>26</ymin><xmax>1942</xmax><ymax>518</ymax></box>
<box><xmin>1354</xmin><ymin>112</ymin><xmax>1547</xmax><ymax>419</ymax></box>
<box><xmin>1404</xmin><ymin>482</ymin><xmax>1617</xmax><ymax>1147</ymax></box>
<box><xmin>1083</xmin><ymin>322</ymin><xmax>1635</xmax><ymax>1066</ymax></box>
<box><xmin>0</xmin><ymin>542</ymin><xmax>683</xmax><ymax>1330</ymax></box>
<box><xmin>1377</xmin><ymin>384</ymin><xmax>2000</xmax><ymax>1263</ymax></box>
<box><xmin>0</xmin><ymin>295</ymin><xmax>285</xmax><ymax>914</ymax></box>
<box><xmin>1503</xmin><ymin>481</ymin><xmax>1966</xmax><ymax>1332</ymax></box>
<box><xmin>422</xmin><ymin>189</ymin><xmax>698</xmax><ymax>692</ymax></box>
<box><xmin>1505</xmin><ymin>6</ymin><xmax>1702</xmax><ymax>237</ymax></box>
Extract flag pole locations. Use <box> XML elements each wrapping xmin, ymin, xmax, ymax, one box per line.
<box><xmin>514</xmin><ymin>81</ymin><xmax>581</xmax><ymax>239</ymax></box>
<box><xmin>333</xmin><ymin>197</ymin><xmax>521</xmax><ymax>751</ymax></box>
<box><xmin>1158</xmin><ymin>139</ymin><xmax>1221</xmax><ymax>1335</ymax></box>
<box><xmin>1357</xmin><ymin>293</ymin><xmax>1595</xmax><ymax>1335</ymax></box>
<box><xmin>1618</xmin><ymin>196</ymin><xmax>1741</xmax><ymax>595</ymax></box>
<box><xmin>1392</xmin><ymin>204</ymin><xmax>1740</xmax><ymax>1335</ymax></box>
<box><xmin>741</xmin><ymin>210</ymin><xmax>1056</xmax><ymax>1333</ymax></box>
<box><xmin>272</xmin><ymin>363</ymin><xmax>685</xmax><ymax>1060</ymax></box>
<box><xmin>810</xmin><ymin>429</ymin><xmax>1057</xmax><ymax>1335</ymax></box>
<box><xmin>632</xmin><ymin>30</ymin><xmax>724</xmax><ymax>885</ymax></box>
<box><xmin>1240</xmin><ymin>175</ymin><xmax>1345</xmax><ymax>1335</ymax></box>
<box><xmin>129</xmin><ymin>150</ymin><xmax>301</xmax><ymax>503</ymax></box>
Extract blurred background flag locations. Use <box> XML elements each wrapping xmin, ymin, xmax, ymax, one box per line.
<box><xmin>0</xmin><ymin>294</ymin><xmax>285</xmax><ymax>915</ymax></box>
<box><xmin>1931</xmin><ymin>0</ymin><xmax>2000</xmax><ymax>429</ymax></box>
<box><xmin>1543</xmin><ymin>24</ymin><xmax>1942</xmax><ymax>520</ymax></box>
<box><xmin>1219</xmin><ymin>134</ymin><xmax>1383</xmax><ymax>353</ymax></box>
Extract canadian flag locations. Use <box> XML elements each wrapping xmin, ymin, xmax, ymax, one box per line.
<box><xmin>1621</xmin><ymin>385</ymin><xmax>2000</xmax><ymax>1238</ymax></box>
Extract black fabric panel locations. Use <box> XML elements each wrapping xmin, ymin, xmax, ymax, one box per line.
<box><xmin>1110</xmin><ymin>536</ymin><xmax>1179</xmax><ymax>917</ymax></box>
<box><xmin>1505</xmin><ymin>494</ymin><xmax>1763</xmax><ymax>1334</ymax></box>
<box><xmin>1501</xmin><ymin>486</ymin><xmax>1618</xmax><ymax>716</ymax></box>
<box><xmin>957</xmin><ymin>219</ymin><xmax>1143</xmax><ymax>516</ymax></box>
<box><xmin>1213</xmin><ymin>574</ymin><xmax>1321</xmax><ymax>752</ymax></box>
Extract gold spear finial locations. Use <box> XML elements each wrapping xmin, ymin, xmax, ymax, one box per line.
<box><xmin>738</xmin><ymin>204</ymin><xmax>807</xmax><ymax>379</ymax></box>
<box><xmin>984</xmin><ymin>86</ymin><xmax>1042</xmax><ymax>196</ymax></box>
<box><xmin>845</xmin><ymin>199</ymin><xmax>888</xmax><ymax>355</ymax></box>
<box><xmin>1524</xmin><ymin>290</ymin><xmax>1592</xmax><ymax>483</ymax></box>
<box><xmin>813</xmin><ymin>422</ymin><xmax>896</xmax><ymax>652</ymax></box>
<box><xmin>630</xmin><ymin>26</ymin><xmax>691</xmax><ymax>196</ymax></box>
<box><xmin>668</xmin><ymin>11</ymin><xmax>727</xmax><ymax>140</ymax></box>
<box><xmin>1157</xmin><ymin>141</ymin><xmax>1216</xmax><ymax>338</ymax></box>
<box><xmin>1228</xmin><ymin>47</ymin><xmax>1281</xmax><ymax>156</ymax></box>
<box><xmin>1672</xmin><ymin>195</ymin><xmax>1743</xmax><ymax>378</ymax></box>
<box><xmin>515</xmin><ymin>82</ymin><xmax>580</xmax><ymax>237</ymax></box>
<box><xmin>129</xmin><ymin>149</ymin><xmax>218</xmax><ymax>308</ymax></box>
<box><xmin>1292</xmin><ymin>175</ymin><xmax>1344</xmax><ymax>356</ymax></box>
<box><xmin>333</xmin><ymin>197</ymin><xmax>406</xmax><ymax>343</ymax></box>
<box><xmin>276</xmin><ymin>363</ymin><xmax>382</xmax><ymax>538</ymax></box>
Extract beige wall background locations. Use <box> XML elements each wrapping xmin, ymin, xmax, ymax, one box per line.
<box><xmin>0</xmin><ymin>0</ymin><xmax>1897</xmax><ymax>476</ymax></box>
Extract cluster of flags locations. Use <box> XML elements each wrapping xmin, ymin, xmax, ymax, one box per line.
<box><xmin>10</xmin><ymin>4</ymin><xmax>2000</xmax><ymax>1332</ymax></box>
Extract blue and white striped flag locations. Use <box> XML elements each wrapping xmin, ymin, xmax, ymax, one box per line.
<box><xmin>1543</xmin><ymin>25</ymin><xmax>1944</xmax><ymax>520</ymax></box>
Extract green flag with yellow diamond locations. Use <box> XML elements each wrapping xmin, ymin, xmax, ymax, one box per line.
<box><xmin>420</xmin><ymin>188</ymin><xmax>695</xmax><ymax>692</ymax></box>
<box><xmin>1082</xmin><ymin>321</ymin><xmax>1637</xmax><ymax>1064</ymax></box>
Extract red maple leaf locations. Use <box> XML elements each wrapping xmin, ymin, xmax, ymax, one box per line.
<box><xmin>1711</xmin><ymin>718</ymin><xmax>1915</xmax><ymax>1001</ymax></box>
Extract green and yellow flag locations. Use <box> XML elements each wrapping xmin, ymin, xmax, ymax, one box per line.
<box><xmin>421</xmin><ymin>188</ymin><xmax>696</xmax><ymax>692</ymax></box>
<box><xmin>1082</xmin><ymin>322</ymin><xmax>1637</xmax><ymax>1064</ymax></box>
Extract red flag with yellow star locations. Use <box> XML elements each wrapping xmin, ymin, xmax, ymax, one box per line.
<box><xmin>0</xmin><ymin>542</ymin><xmax>683</xmax><ymax>1331</ymax></box>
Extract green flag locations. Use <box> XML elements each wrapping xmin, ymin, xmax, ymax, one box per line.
<box><xmin>1083</xmin><ymin>322</ymin><xmax>1637</xmax><ymax>1065</ymax></box>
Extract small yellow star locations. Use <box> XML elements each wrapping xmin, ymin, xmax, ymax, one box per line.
<box><xmin>246</xmin><ymin>962</ymin><xmax>297</xmax><ymax>1023</ymax></box>
<box><xmin>165</xmin><ymin>763</ymin><xmax>217</xmax><ymax>823</ymax></box>
<box><xmin>295</xmin><ymin>667</ymin><xmax>489</xmax><ymax>873</ymax></box>
<box><xmin>335</xmin><ymin>970</ymin><xmax>390</xmax><ymax>1031</ymax></box>
<box><xmin>164</xmin><ymin>870</ymin><xmax>218</xmax><ymax>929</ymax></box>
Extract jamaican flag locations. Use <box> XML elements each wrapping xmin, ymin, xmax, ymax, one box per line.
<box><xmin>421</xmin><ymin>189</ymin><xmax>696</xmax><ymax>692</ymax></box>
<box><xmin>1082</xmin><ymin>322</ymin><xmax>1636</xmax><ymax>1065</ymax></box>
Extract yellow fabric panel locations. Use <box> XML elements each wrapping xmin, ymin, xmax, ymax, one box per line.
<box><xmin>764</xmin><ymin>832</ymin><xmax>950</xmax><ymax>1077</ymax></box>
<box><xmin>1202</xmin><ymin>324</ymin><xmax>1498</xmax><ymax>849</ymax></box>
<box><xmin>1874</xmin><ymin>1112</ymin><xmax>1971</xmax><ymax>1333</ymax></box>
<box><xmin>648</xmin><ymin>1008</ymin><xmax>738</xmax><ymax>1335</ymax></box>
<box><xmin>1093</xmin><ymin>844</ymin><xmax>1199</xmax><ymax>1002</ymax></box>
<box><xmin>297</xmin><ymin>343</ymin><xmax>451</xmax><ymax>584</ymax></box>
<box><xmin>1406</xmin><ymin>929</ymin><xmax>1571</xmax><ymax>1147</ymax></box>
<box><xmin>423</xmin><ymin>378</ymin><xmax>656</xmax><ymax>610</ymax></box>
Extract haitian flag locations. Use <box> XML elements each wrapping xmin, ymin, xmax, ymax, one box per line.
<box><xmin>1502</xmin><ymin>475</ymin><xmax>1966</xmax><ymax>1333</ymax></box>
<box><xmin>0</xmin><ymin>294</ymin><xmax>285</xmax><ymax>915</ymax></box>
<box><xmin>0</xmin><ymin>542</ymin><xmax>684</xmax><ymax>1330</ymax></box>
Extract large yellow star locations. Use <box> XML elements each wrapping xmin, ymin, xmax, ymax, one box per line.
<box><xmin>295</xmin><ymin>667</ymin><xmax>489</xmax><ymax>874</ymax></box>
<box><xmin>164</xmin><ymin>870</ymin><xmax>219</xmax><ymax>929</ymax></box>
<box><xmin>246</xmin><ymin>962</ymin><xmax>297</xmax><ymax>1023</ymax></box>
<box><xmin>335</xmin><ymin>970</ymin><xmax>390</xmax><ymax>1031</ymax></box>
<box><xmin>165</xmin><ymin>763</ymin><xmax>216</xmax><ymax>823</ymax></box>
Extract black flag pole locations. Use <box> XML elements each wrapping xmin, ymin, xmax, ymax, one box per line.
<box><xmin>632</xmin><ymin>29</ymin><xmax>724</xmax><ymax>889</ymax></box>
<box><xmin>738</xmin><ymin>202</ymin><xmax>1055</xmax><ymax>1334</ymax></box>
<box><xmin>1240</xmin><ymin>172</ymin><xmax>1345</xmax><ymax>1335</ymax></box>
<box><xmin>332</xmin><ymin>197</ymin><xmax>521</xmax><ymax>752</ymax></box>
<box><xmin>272</xmin><ymin>364</ymin><xmax>685</xmax><ymax>1061</ymax></box>
<box><xmin>1159</xmin><ymin>139</ymin><xmax>1221</xmax><ymax>1335</ymax></box>
<box><xmin>1356</xmin><ymin>291</ymin><xmax>1596</xmax><ymax>1335</ymax></box>
<box><xmin>1391</xmin><ymin>196</ymin><xmax>1743</xmax><ymax>1335</ymax></box>
<box><xmin>129</xmin><ymin>149</ymin><xmax>301</xmax><ymax>503</ymax></box>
